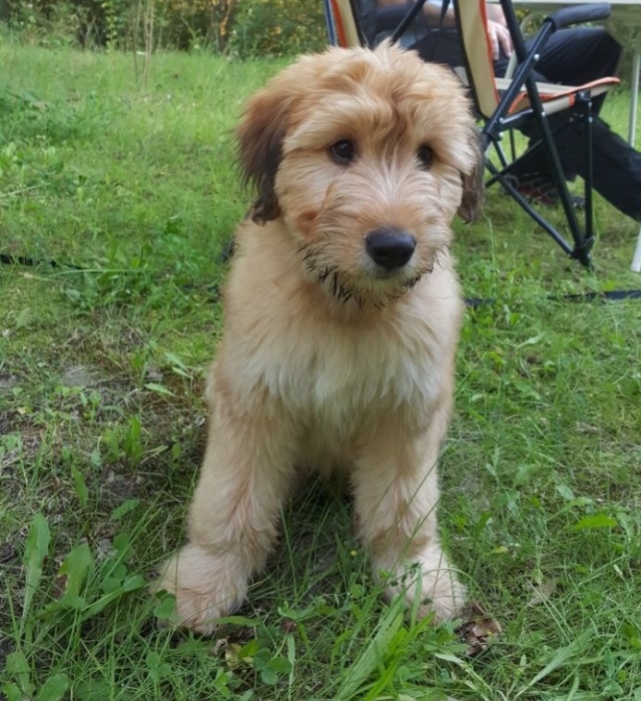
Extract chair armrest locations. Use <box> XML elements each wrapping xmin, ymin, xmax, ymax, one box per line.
<box><xmin>546</xmin><ymin>3</ymin><xmax>611</xmax><ymax>30</ymax></box>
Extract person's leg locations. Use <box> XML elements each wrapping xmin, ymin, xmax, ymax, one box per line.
<box><xmin>502</xmin><ymin>116</ymin><xmax>641</xmax><ymax>220</ymax></box>
<box><xmin>530</xmin><ymin>27</ymin><xmax>620</xmax><ymax>116</ymax></box>
<box><xmin>494</xmin><ymin>28</ymin><xmax>622</xmax><ymax>188</ymax></box>
<box><xmin>528</xmin><ymin>27</ymin><xmax>621</xmax><ymax>86</ymax></box>
<box><xmin>409</xmin><ymin>29</ymin><xmax>464</xmax><ymax>66</ymax></box>
<box><xmin>554</xmin><ymin>117</ymin><xmax>641</xmax><ymax>221</ymax></box>
<box><xmin>494</xmin><ymin>27</ymin><xmax>621</xmax><ymax>83</ymax></box>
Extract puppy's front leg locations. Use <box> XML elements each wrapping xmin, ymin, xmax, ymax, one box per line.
<box><xmin>157</xmin><ymin>387</ymin><xmax>296</xmax><ymax>635</ymax></box>
<box><xmin>352</xmin><ymin>409</ymin><xmax>465</xmax><ymax>623</ymax></box>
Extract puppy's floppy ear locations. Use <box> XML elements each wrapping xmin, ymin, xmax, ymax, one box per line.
<box><xmin>237</xmin><ymin>85</ymin><xmax>293</xmax><ymax>224</ymax></box>
<box><xmin>458</xmin><ymin>128</ymin><xmax>486</xmax><ymax>224</ymax></box>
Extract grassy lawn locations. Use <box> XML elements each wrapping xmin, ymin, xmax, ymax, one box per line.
<box><xmin>1</xmin><ymin>40</ymin><xmax>640</xmax><ymax>701</ymax></box>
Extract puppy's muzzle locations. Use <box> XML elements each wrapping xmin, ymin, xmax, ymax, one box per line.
<box><xmin>365</xmin><ymin>229</ymin><xmax>416</xmax><ymax>272</ymax></box>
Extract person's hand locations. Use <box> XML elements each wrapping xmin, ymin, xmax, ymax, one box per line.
<box><xmin>487</xmin><ymin>19</ymin><xmax>513</xmax><ymax>60</ymax></box>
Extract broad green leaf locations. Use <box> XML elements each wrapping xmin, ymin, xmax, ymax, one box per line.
<box><xmin>15</xmin><ymin>307</ymin><xmax>31</xmax><ymax>329</ymax></box>
<box><xmin>572</xmin><ymin>514</ymin><xmax>617</xmax><ymax>530</ymax></box>
<box><xmin>110</xmin><ymin>498</ymin><xmax>140</xmax><ymax>521</ymax></box>
<box><xmin>216</xmin><ymin>615</ymin><xmax>262</xmax><ymax>627</ymax></box>
<box><xmin>146</xmin><ymin>651</ymin><xmax>172</xmax><ymax>682</ymax></box>
<box><xmin>6</xmin><ymin>651</ymin><xmax>32</xmax><ymax>695</ymax></box>
<box><xmin>37</xmin><ymin>673</ymin><xmax>70</xmax><ymax>701</ymax></box>
<box><xmin>434</xmin><ymin>652</ymin><xmax>467</xmax><ymax>667</ymax></box>
<box><xmin>123</xmin><ymin>415</ymin><xmax>143</xmax><ymax>461</ymax></box>
<box><xmin>74</xmin><ymin>678</ymin><xmax>132</xmax><ymax>701</ymax></box>
<box><xmin>517</xmin><ymin>333</ymin><xmax>545</xmax><ymax>348</ymax></box>
<box><xmin>122</xmin><ymin>573</ymin><xmax>145</xmax><ymax>591</ymax></box>
<box><xmin>252</xmin><ymin>653</ymin><xmax>280</xmax><ymax>685</ymax></box>
<box><xmin>81</xmin><ymin>574</ymin><xmax>144</xmax><ymax>620</ymax></box>
<box><xmin>80</xmin><ymin>590</ymin><xmax>127</xmax><ymax>619</ymax></box>
<box><xmin>112</xmin><ymin>532</ymin><xmax>132</xmax><ymax>559</ymax></box>
<box><xmin>153</xmin><ymin>593</ymin><xmax>176</xmax><ymax>619</ymax></box>
<box><xmin>22</xmin><ymin>513</ymin><xmax>51</xmax><ymax>631</ymax></box>
<box><xmin>267</xmin><ymin>655</ymin><xmax>292</xmax><ymax>674</ymax></box>
<box><xmin>101</xmin><ymin>576</ymin><xmax>123</xmax><ymax>595</ymax></box>
<box><xmin>58</xmin><ymin>543</ymin><xmax>93</xmax><ymax>602</ymax></box>
<box><xmin>144</xmin><ymin>381</ymin><xmax>175</xmax><ymax>396</ymax></box>
<box><xmin>213</xmin><ymin>668</ymin><xmax>234</xmax><ymax>699</ymax></box>
<box><xmin>71</xmin><ymin>463</ymin><xmax>89</xmax><ymax>508</ymax></box>
<box><xmin>3</xmin><ymin>683</ymin><xmax>23</xmax><ymax>701</ymax></box>
<box><xmin>165</xmin><ymin>351</ymin><xmax>190</xmax><ymax>375</ymax></box>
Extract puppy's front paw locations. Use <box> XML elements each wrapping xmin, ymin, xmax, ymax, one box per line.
<box><xmin>413</xmin><ymin>565</ymin><xmax>466</xmax><ymax>623</ymax></box>
<box><xmin>380</xmin><ymin>547</ymin><xmax>466</xmax><ymax>624</ymax></box>
<box><xmin>154</xmin><ymin>544</ymin><xmax>248</xmax><ymax>635</ymax></box>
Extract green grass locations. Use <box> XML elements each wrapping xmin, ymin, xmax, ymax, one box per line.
<box><xmin>1</xmin><ymin>41</ymin><xmax>641</xmax><ymax>701</ymax></box>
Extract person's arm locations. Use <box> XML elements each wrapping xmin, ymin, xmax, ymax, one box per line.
<box><xmin>486</xmin><ymin>20</ymin><xmax>513</xmax><ymax>59</ymax></box>
<box><xmin>486</xmin><ymin>3</ymin><xmax>506</xmax><ymax>24</ymax></box>
<box><xmin>485</xmin><ymin>1</ymin><xmax>513</xmax><ymax>58</ymax></box>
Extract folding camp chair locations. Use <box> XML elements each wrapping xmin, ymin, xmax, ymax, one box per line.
<box><xmin>323</xmin><ymin>0</ymin><xmax>363</xmax><ymax>48</ymax></box>
<box><xmin>634</xmin><ymin>231</ymin><xmax>641</xmax><ymax>273</ymax></box>
<box><xmin>457</xmin><ymin>0</ymin><xmax>619</xmax><ymax>268</ymax></box>
<box><xmin>323</xmin><ymin>0</ymin><xmax>621</xmax><ymax>269</ymax></box>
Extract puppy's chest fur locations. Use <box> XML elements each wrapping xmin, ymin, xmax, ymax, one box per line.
<box><xmin>271</xmin><ymin>332</ymin><xmax>433</xmax><ymax>412</ymax></box>
<box><xmin>226</xmin><ymin>293</ymin><xmax>453</xmax><ymax>449</ymax></box>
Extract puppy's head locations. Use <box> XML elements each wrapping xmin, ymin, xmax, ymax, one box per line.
<box><xmin>238</xmin><ymin>42</ymin><xmax>483</xmax><ymax>307</ymax></box>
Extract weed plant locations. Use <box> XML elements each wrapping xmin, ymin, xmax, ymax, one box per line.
<box><xmin>1</xmin><ymin>43</ymin><xmax>641</xmax><ymax>700</ymax></box>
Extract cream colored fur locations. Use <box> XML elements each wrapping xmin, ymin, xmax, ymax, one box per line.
<box><xmin>156</xmin><ymin>42</ymin><xmax>483</xmax><ymax>634</ymax></box>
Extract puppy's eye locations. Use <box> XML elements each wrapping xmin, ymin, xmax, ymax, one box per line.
<box><xmin>328</xmin><ymin>139</ymin><xmax>356</xmax><ymax>165</ymax></box>
<box><xmin>417</xmin><ymin>144</ymin><xmax>434</xmax><ymax>170</ymax></box>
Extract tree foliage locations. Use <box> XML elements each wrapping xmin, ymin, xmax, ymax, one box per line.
<box><xmin>0</xmin><ymin>0</ymin><xmax>327</xmax><ymax>55</ymax></box>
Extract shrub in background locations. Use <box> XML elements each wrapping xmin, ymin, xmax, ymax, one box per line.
<box><xmin>0</xmin><ymin>0</ymin><xmax>327</xmax><ymax>55</ymax></box>
<box><xmin>159</xmin><ymin>0</ymin><xmax>236</xmax><ymax>51</ymax></box>
<box><xmin>226</xmin><ymin>0</ymin><xmax>326</xmax><ymax>59</ymax></box>
<box><xmin>0</xmin><ymin>0</ymin><xmax>113</xmax><ymax>47</ymax></box>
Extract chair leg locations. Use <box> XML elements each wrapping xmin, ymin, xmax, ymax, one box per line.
<box><xmin>632</xmin><ymin>226</ymin><xmax>641</xmax><ymax>273</ymax></box>
<box><xmin>579</xmin><ymin>93</ymin><xmax>593</xmax><ymax>246</ymax></box>
<box><xmin>485</xmin><ymin>156</ymin><xmax>575</xmax><ymax>257</ymax></box>
<box><xmin>485</xmin><ymin>116</ymin><xmax>594</xmax><ymax>268</ymax></box>
<box><xmin>538</xmin><ymin>107</ymin><xmax>592</xmax><ymax>267</ymax></box>
<box><xmin>513</xmin><ymin>70</ymin><xmax>594</xmax><ymax>267</ymax></box>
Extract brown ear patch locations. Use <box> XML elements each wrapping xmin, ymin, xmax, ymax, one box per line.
<box><xmin>458</xmin><ymin>129</ymin><xmax>486</xmax><ymax>224</ymax></box>
<box><xmin>237</xmin><ymin>89</ymin><xmax>292</xmax><ymax>224</ymax></box>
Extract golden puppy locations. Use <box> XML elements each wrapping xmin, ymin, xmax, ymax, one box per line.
<box><xmin>157</xmin><ymin>42</ymin><xmax>482</xmax><ymax>634</ymax></box>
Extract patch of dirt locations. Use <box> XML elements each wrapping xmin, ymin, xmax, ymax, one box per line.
<box><xmin>457</xmin><ymin>601</ymin><xmax>502</xmax><ymax>656</ymax></box>
<box><xmin>60</xmin><ymin>364</ymin><xmax>106</xmax><ymax>388</ymax></box>
<box><xmin>0</xmin><ymin>542</ymin><xmax>18</xmax><ymax>565</ymax></box>
<box><xmin>99</xmin><ymin>466</ymin><xmax>145</xmax><ymax>507</ymax></box>
<box><xmin>0</xmin><ymin>372</ymin><xmax>20</xmax><ymax>393</ymax></box>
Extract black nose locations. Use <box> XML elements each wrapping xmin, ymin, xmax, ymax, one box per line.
<box><xmin>365</xmin><ymin>229</ymin><xmax>416</xmax><ymax>271</ymax></box>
